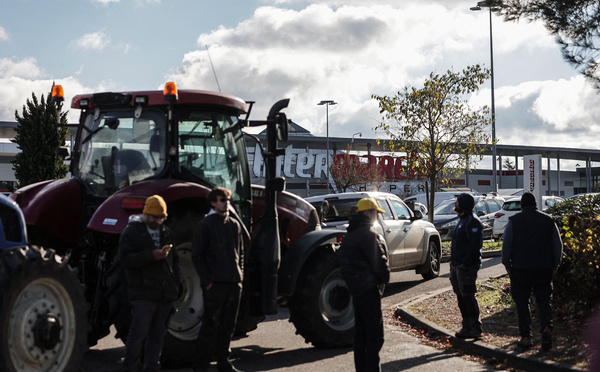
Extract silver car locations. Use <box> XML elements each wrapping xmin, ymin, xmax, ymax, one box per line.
<box><xmin>306</xmin><ymin>191</ymin><xmax>442</xmax><ymax>279</ymax></box>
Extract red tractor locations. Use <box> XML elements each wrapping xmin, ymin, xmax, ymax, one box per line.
<box><xmin>1</xmin><ymin>83</ymin><xmax>354</xmax><ymax>371</ymax></box>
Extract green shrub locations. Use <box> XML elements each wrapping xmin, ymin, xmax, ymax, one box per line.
<box><xmin>546</xmin><ymin>195</ymin><xmax>600</xmax><ymax>318</ymax></box>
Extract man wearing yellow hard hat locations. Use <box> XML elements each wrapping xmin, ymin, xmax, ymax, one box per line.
<box><xmin>337</xmin><ymin>198</ymin><xmax>390</xmax><ymax>372</ymax></box>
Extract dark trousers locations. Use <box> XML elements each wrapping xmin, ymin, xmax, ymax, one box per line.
<box><xmin>510</xmin><ymin>268</ymin><xmax>554</xmax><ymax>337</ymax></box>
<box><xmin>352</xmin><ymin>286</ymin><xmax>384</xmax><ymax>372</ymax></box>
<box><xmin>449</xmin><ymin>263</ymin><xmax>482</xmax><ymax>332</ymax></box>
<box><xmin>123</xmin><ymin>299</ymin><xmax>174</xmax><ymax>372</ymax></box>
<box><xmin>194</xmin><ymin>282</ymin><xmax>242</xmax><ymax>369</ymax></box>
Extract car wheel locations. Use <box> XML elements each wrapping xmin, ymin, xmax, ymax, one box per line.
<box><xmin>420</xmin><ymin>240</ymin><xmax>441</xmax><ymax>280</ymax></box>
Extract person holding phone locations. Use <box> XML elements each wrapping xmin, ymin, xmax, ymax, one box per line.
<box><xmin>192</xmin><ymin>187</ymin><xmax>243</xmax><ymax>372</ymax></box>
<box><xmin>118</xmin><ymin>194</ymin><xmax>180</xmax><ymax>372</ymax></box>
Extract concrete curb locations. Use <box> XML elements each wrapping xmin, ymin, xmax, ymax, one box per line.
<box><xmin>394</xmin><ymin>262</ymin><xmax>584</xmax><ymax>371</ymax></box>
<box><xmin>396</xmin><ymin>305</ymin><xmax>581</xmax><ymax>372</ymax></box>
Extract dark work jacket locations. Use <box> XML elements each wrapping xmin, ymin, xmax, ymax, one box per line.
<box><xmin>337</xmin><ymin>213</ymin><xmax>390</xmax><ymax>297</ymax></box>
<box><xmin>192</xmin><ymin>211</ymin><xmax>243</xmax><ymax>288</ymax></box>
<box><xmin>118</xmin><ymin>218</ymin><xmax>180</xmax><ymax>302</ymax></box>
<box><xmin>450</xmin><ymin>212</ymin><xmax>483</xmax><ymax>267</ymax></box>
<box><xmin>504</xmin><ymin>206</ymin><xmax>561</xmax><ymax>270</ymax></box>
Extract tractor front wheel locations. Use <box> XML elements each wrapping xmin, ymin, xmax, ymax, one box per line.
<box><xmin>0</xmin><ymin>246</ymin><xmax>87</xmax><ymax>372</ymax></box>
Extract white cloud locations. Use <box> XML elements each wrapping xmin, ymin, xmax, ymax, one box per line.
<box><xmin>167</xmin><ymin>3</ymin><xmax>562</xmax><ymax>140</ymax></box>
<box><xmin>70</xmin><ymin>31</ymin><xmax>110</xmax><ymax>51</ymax></box>
<box><xmin>469</xmin><ymin>76</ymin><xmax>600</xmax><ymax>149</ymax></box>
<box><xmin>0</xmin><ymin>58</ymin><xmax>44</xmax><ymax>79</ymax></box>
<box><xmin>0</xmin><ymin>76</ymin><xmax>88</xmax><ymax>123</ymax></box>
<box><xmin>0</xmin><ymin>58</ymin><xmax>98</xmax><ymax>122</ymax></box>
<box><xmin>532</xmin><ymin>76</ymin><xmax>600</xmax><ymax>132</ymax></box>
<box><xmin>0</xmin><ymin>26</ymin><xmax>8</xmax><ymax>41</ymax></box>
<box><xmin>0</xmin><ymin>0</ymin><xmax>594</xmax><ymax>159</ymax></box>
<box><xmin>93</xmin><ymin>0</ymin><xmax>120</xmax><ymax>4</ymax></box>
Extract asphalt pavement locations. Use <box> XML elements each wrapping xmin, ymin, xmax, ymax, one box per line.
<box><xmin>83</xmin><ymin>252</ymin><xmax>582</xmax><ymax>371</ymax></box>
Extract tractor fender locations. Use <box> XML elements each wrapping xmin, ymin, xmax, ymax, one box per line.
<box><xmin>10</xmin><ymin>178</ymin><xmax>82</xmax><ymax>244</ymax></box>
<box><xmin>278</xmin><ymin>228</ymin><xmax>346</xmax><ymax>298</ymax></box>
<box><xmin>87</xmin><ymin>179</ymin><xmax>211</xmax><ymax>235</ymax></box>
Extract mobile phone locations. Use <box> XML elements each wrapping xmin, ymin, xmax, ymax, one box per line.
<box><xmin>161</xmin><ymin>244</ymin><xmax>173</xmax><ymax>253</ymax></box>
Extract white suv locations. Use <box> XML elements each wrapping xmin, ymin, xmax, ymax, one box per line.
<box><xmin>492</xmin><ymin>195</ymin><xmax>565</xmax><ymax>238</ymax></box>
<box><xmin>305</xmin><ymin>191</ymin><xmax>442</xmax><ymax>279</ymax></box>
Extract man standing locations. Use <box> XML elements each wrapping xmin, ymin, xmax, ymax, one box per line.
<box><xmin>502</xmin><ymin>192</ymin><xmax>563</xmax><ymax>350</ymax></box>
<box><xmin>192</xmin><ymin>187</ymin><xmax>244</xmax><ymax>372</ymax></box>
<box><xmin>449</xmin><ymin>193</ymin><xmax>483</xmax><ymax>339</ymax></box>
<box><xmin>337</xmin><ymin>198</ymin><xmax>390</xmax><ymax>372</ymax></box>
<box><xmin>118</xmin><ymin>194</ymin><xmax>180</xmax><ymax>372</ymax></box>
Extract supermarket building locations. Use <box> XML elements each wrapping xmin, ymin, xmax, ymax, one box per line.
<box><xmin>2</xmin><ymin>120</ymin><xmax>600</xmax><ymax>198</ymax></box>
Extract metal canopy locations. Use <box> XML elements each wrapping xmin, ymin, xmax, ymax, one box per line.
<box><xmin>274</xmin><ymin>135</ymin><xmax>600</xmax><ymax>163</ymax></box>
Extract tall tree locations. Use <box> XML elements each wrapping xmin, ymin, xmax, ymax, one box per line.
<box><xmin>499</xmin><ymin>0</ymin><xmax>600</xmax><ymax>88</ymax></box>
<box><xmin>372</xmin><ymin>65</ymin><xmax>492</xmax><ymax>221</ymax></box>
<box><xmin>12</xmin><ymin>86</ymin><xmax>69</xmax><ymax>187</ymax></box>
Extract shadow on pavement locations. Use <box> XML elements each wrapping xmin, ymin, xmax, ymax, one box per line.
<box><xmin>232</xmin><ymin>344</ymin><xmax>352</xmax><ymax>371</ymax></box>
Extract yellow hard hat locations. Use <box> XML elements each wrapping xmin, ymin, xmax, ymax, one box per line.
<box><xmin>356</xmin><ymin>198</ymin><xmax>385</xmax><ymax>213</ymax></box>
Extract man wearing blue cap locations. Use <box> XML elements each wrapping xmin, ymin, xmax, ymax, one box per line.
<box><xmin>338</xmin><ymin>198</ymin><xmax>390</xmax><ymax>372</ymax></box>
<box><xmin>449</xmin><ymin>193</ymin><xmax>483</xmax><ymax>339</ymax></box>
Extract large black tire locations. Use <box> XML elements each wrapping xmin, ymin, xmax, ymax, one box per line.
<box><xmin>160</xmin><ymin>209</ymin><xmax>206</xmax><ymax>367</ymax></box>
<box><xmin>104</xmin><ymin>241</ymin><xmax>203</xmax><ymax>368</ymax></box>
<box><xmin>420</xmin><ymin>240</ymin><xmax>441</xmax><ymax>280</ymax></box>
<box><xmin>0</xmin><ymin>246</ymin><xmax>88</xmax><ymax>372</ymax></box>
<box><xmin>288</xmin><ymin>249</ymin><xmax>354</xmax><ymax>348</ymax></box>
<box><xmin>160</xmin><ymin>242</ymin><xmax>204</xmax><ymax>367</ymax></box>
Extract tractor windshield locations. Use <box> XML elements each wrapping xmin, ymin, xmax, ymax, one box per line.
<box><xmin>177</xmin><ymin>110</ymin><xmax>251</xmax><ymax>210</ymax></box>
<box><xmin>75</xmin><ymin>109</ymin><xmax>167</xmax><ymax>196</ymax></box>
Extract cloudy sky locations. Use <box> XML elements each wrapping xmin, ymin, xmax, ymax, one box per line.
<box><xmin>1</xmin><ymin>0</ymin><xmax>599</xmax><ymax>169</ymax></box>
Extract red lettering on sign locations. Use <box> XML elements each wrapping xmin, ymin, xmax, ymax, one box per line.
<box><xmin>379</xmin><ymin>156</ymin><xmax>394</xmax><ymax>179</ymax></box>
<box><xmin>394</xmin><ymin>156</ymin><xmax>406</xmax><ymax>180</ymax></box>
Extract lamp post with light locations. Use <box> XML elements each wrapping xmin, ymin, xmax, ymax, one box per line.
<box><xmin>318</xmin><ymin>100</ymin><xmax>337</xmax><ymax>192</ymax></box>
<box><xmin>471</xmin><ymin>0</ymin><xmax>502</xmax><ymax>193</ymax></box>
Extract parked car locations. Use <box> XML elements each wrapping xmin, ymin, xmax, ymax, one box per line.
<box><xmin>566</xmin><ymin>192</ymin><xmax>600</xmax><ymax>200</ymax></box>
<box><xmin>404</xmin><ymin>191</ymin><xmax>479</xmax><ymax>209</ymax></box>
<box><xmin>491</xmin><ymin>195</ymin><xmax>565</xmax><ymax>239</ymax></box>
<box><xmin>429</xmin><ymin>194</ymin><xmax>505</xmax><ymax>241</ymax></box>
<box><xmin>305</xmin><ymin>191</ymin><xmax>442</xmax><ymax>279</ymax></box>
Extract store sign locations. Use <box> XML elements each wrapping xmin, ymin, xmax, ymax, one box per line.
<box><xmin>251</xmin><ymin>145</ymin><xmax>425</xmax><ymax>181</ymax></box>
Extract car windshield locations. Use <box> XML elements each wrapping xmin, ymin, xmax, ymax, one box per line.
<box><xmin>503</xmin><ymin>200</ymin><xmax>521</xmax><ymax>211</ymax></box>
<box><xmin>434</xmin><ymin>199</ymin><xmax>456</xmax><ymax>215</ymax></box>
<box><xmin>75</xmin><ymin>109</ymin><xmax>167</xmax><ymax>196</ymax></box>
<box><xmin>316</xmin><ymin>198</ymin><xmax>361</xmax><ymax>222</ymax></box>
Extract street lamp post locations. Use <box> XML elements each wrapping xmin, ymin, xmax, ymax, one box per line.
<box><xmin>318</xmin><ymin>100</ymin><xmax>337</xmax><ymax>193</ymax></box>
<box><xmin>471</xmin><ymin>0</ymin><xmax>501</xmax><ymax>193</ymax></box>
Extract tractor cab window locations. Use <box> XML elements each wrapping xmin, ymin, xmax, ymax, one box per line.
<box><xmin>177</xmin><ymin>111</ymin><xmax>251</xmax><ymax>211</ymax></box>
<box><xmin>76</xmin><ymin>109</ymin><xmax>167</xmax><ymax>195</ymax></box>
